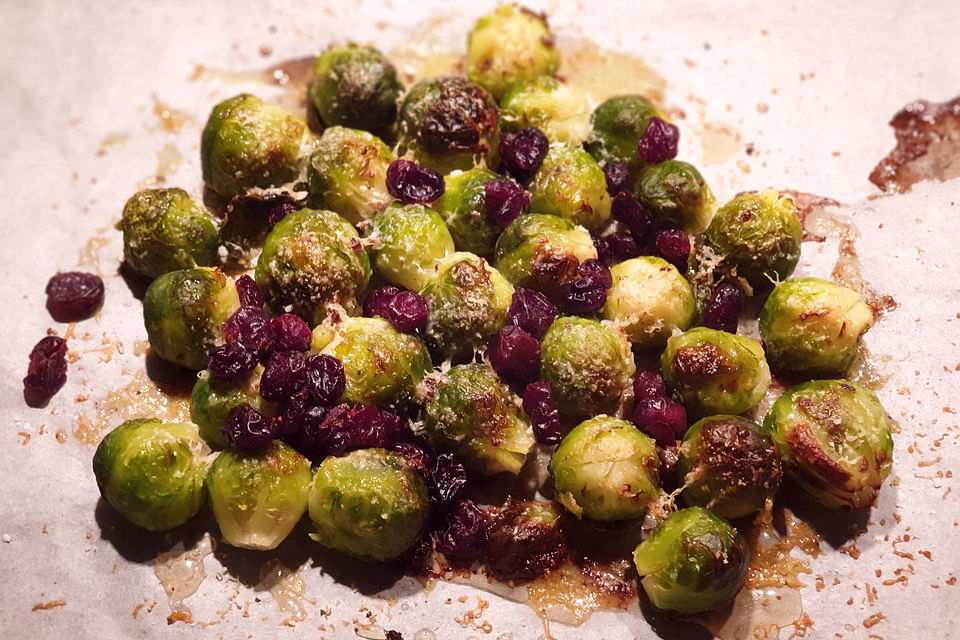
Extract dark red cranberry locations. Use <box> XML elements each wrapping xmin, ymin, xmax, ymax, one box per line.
<box><xmin>702</xmin><ymin>282</ymin><xmax>745</xmax><ymax>334</ymax></box>
<box><xmin>593</xmin><ymin>235</ymin><xmax>614</xmax><ymax>266</ymax></box>
<box><xmin>318</xmin><ymin>403</ymin><xmax>409</xmax><ymax>455</ymax></box>
<box><xmin>45</xmin><ymin>272</ymin><xmax>104</xmax><ymax>322</ymax></box>
<box><xmin>604</xmin><ymin>230</ymin><xmax>641</xmax><ymax>261</ymax></box>
<box><xmin>234</xmin><ymin>275</ymin><xmax>264</xmax><ymax>309</ymax></box>
<box><xmin>483</xmin><ymin>179</ymin><xmax>530</xmax><ymax>229</ymax></box>
<box><xmin>578</xmin><ymin>258</ymin><xmax>613</xmax><ymax>289</ymax></box>
<box><xmin>386</xmin><ymin>159</ymin><xmax>445</xmax><ymax>204</ymax></box>
<box><xmin>276</xmin><ymin>389</ymin><xmax>310</xmax><ymax>437</ymax></box>
<box><xmin>207</xmin><ymin>342</ymin><xmax>258</xmax><ymax>380</ymax></box>
<box><xmin>223</xmin><ymin>307</ymin><xmax>270</xmax><ymax>353</ymax></box>
<box><xmin>611</xmin><ymin>192</ymin><xmax>650</xmax><ymax>240</ymax></box>
<box><xmin>637</xmin><ymin>116</ymin><xmax>680</xmax><ymax>164</ymax></box>
<box><xmin>259</xmin><ymin>350</ymin><xmax>307</xmax><ymax>402</ymax></box>
<box><xmin>522</xmin><ymin>381</ymin><xmax>562</xmax><ymax>445</ymax></box>
<box><xmin>221</xmin><ymin>403</ymin><xmax>276</xmax><ymax>451</ymax></box>
<box><xmin>391</xmin><ymin>442</ymin><xmax>434</xmax><ymax>476</ymax></box>
<box><xmin>560</xmin><ymin>259</ymin><xmax>611</xmax><ymax>313</ymax></box>
<box><xmin>266</xmin><ymin>314</ymin><xmax>312</xmax><ymax>353</ymax></box>
<box><xmin>267</xmin><ymin>202</ymin><xmax>298</xmax><ymax>230</ymax></box>
<box><xmin>497</xmin><ymin>127</ymin><xmax>549</xmax><ymax>182</ymax></box>
<box><xmin>489</xmin><ymin>326</ymin><xmax>540</xmax><ymax>386</ymax></box>
<box><xmin>284</xmin><ymin>402</ymin><xmax>330</xmax><ymax>460</ymax></box>
<box><xmin>508</xmin><ymin>287</ymin><xmax>556</xmax><ymax>339</ymax></box>
<box><xmin>655</xmin><ymin>229</ymin><xmax>691</xmax><ymax>272</ymax></box>
<box><xmin>603</xmin><ymin>160</ymin><xmax>632</xmax><ymax>195</ymax></box>
<box><xmin>384</xmin><ymin>290</ymin><xmax>430</xmax><ymax>333</ymax></box>
<box><xmin>23</xmin><ymin>335</ymin><xmax>68</xmax><ymax>407</ymax></box>
<box><xmin>633</xmin><ymin>371</ymin><xmax>668</xmax><ymax>400</ymax></box>
<box><xmin>433</xmin><ymin>499</ymin><xmax>488</xmax><ymax>558</ymax></box>
<box><xmin>632</xmin><ymin>397</ymin><xmax>687</xmax><ymax>447</ymax></box>
<box><xmin>429</xmin><ymin>453</ymin><xmax>467</xmax><ymax>505</ymax></box>
<box><xmin>363</xmin><ymin>286</ymin><xmax>401</xmax><ymax>319</ymax></box>
<box><xmin>305</xmin><ymin>354</ymin><xmax>345</xmax><ymax>405</ymax></box>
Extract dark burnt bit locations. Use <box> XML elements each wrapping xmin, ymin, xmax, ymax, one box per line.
<box><xmin>673</xmin><ymin>342</ymin><xmax>728</xmax><ymax>379</ymax></box>
<box><xmin>420</xmin><ymin>78</ymin><xmax>499</xmax><ymax>157</ymax></box>
<box><xmin>786</xmin><ymin>421</ymin><xmax>851</xmax><ymax>487</ymax></box>
<box><xmin>483</xmin><ymin>500</ymin><xmax>568</xmax><ymax>582</ymax></box>
<box><xmin>694</xmin><ymin>418</ymin><xmax>782</xmax><ymax>491</ymax></box>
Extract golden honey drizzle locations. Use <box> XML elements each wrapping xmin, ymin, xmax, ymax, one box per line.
<box><xmin>258</xmin><ymin>558</ymin><xmax>314</xmax><ymax>626</ymax></box>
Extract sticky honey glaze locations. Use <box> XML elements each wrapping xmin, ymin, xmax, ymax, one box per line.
<box><xmin>154</xmin><ymin>536</ymin><xmax>215</xmax><ymax>623</ymax></box>
<box><xmin>258</xmin><ymin>558</ymin><xmax>313</xmax><ymax>625</ymax></box>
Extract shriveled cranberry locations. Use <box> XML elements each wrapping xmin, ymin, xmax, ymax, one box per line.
<box><xmin>363</xmin><ymin>286</ymin><xmax>401</xmax><ymax>320</ymax></box>
<box><xmin>45</xmin><ymin>272</ymin><xmax>104</xmax><ymax>322</ymax></box>
<box><xmin>266</xmin><ymin>314</ymin><xmax>312</xmax><ymax>353</ymax></box>
<box><xmin>391</xmin><ymin>442</ymin><xmax>434</xmax><ymax>476</ymax></box>
<box><xmin>384</xmin><ymin>290</ymin><xmax>429</xmax><ymax>333</ymax></box>
<box><xmin>489</xmin><ymin>325</ymin><xmax>540</xmax><ymax>386</ymax></box>
<box><xmin>522</xmin><ymin>381</ymin><xmax>562</xmax><ymax>445</ymax></box>
<box><xmin>259</xmin><ymin>350</ymin><xmax>307</xmax><ymax>402</ymax></box>
<box><xmin>429</xmin><ymin>453</ymin><xmax>467</xmax><ymax>505</ymax></box>
<box><xmin>633</xmin><ymin>371</ymin><xmax>667</xmax><ymax>400</ymax></box>
<box><xmin>593</xmin><ymin>235</ymin><xmax>614</xmax><ymax>266</ymax></box>
<box><xmin>305</xmin><ymin>353</ymin><xmax>345</xmax><ymax>405</ymax></box>
<box><xmin>632</xmin><ymin>397</ymin><xmax>687</xmax><ymax>447</ymax></box>
<box><xmin>578</xmin><ymin>258</ymin><xmax>613</xmax><ymax>289</ymax></box>
<box><xmin>234</xmin><ymin>275</ymin><xmax>264</xmax><ymax>309</ymax></box>
<box><xmin>483</xmin><ymin>179</ymin><xmax>530</xmax><ymax>229</ymax></box>
<box><xmin>497</xmin><ymin>127</ymin><xmax>549</xmax><ymax>182</ymax></box>
<box><xmin>221</xmin><ymin>403</ymin><xmax>276</xmax><ymax>451</ymax></box>
<box><xmin>560</xmin><ymin>259</ymin><xmax>611</xmax><ymax>313</ymax></box>
<box><xmin>23</xmin><ymin>335</ymin><xmax>68</xmax><ymax>407</ymax></box>
<box><xmin>508</xmin><ymin>287</ymin><xmax>556</xmax><ymax>339</ymax></box>
<box><xmin>611</xmin><ymin>192</ymin><xmax>650</xmax><ymax>240</ymax></box>
<box><xmin>637</xmin><ymin>116</ymin><xmax>680</xmax><ymax>164</ymax></box>
<box><xmin>386</xmin><ymin>159</ymin><xmax>445</xmax><ymax>204</ymax></box>
<box><xmin>604</xmin><ymin>230</ymin><xmax>641</xmax><ymax>261</ymax></box>
<box><xmin>702</xmin><ymin>282</ymin><xmax>745</xmax><ymax>334</ymax></box>
<box><xmin>276</xmin><ymin>389</ymin><xmax>309</xmax><ymax>437</ymax></box>
<box><xmin>207</xmin><ymin>342</ymin><xmax>257</xmax><ymax>380</ymax></box>
<box><xmin>267</xmin><ymin>202</ymin><xmax>298</xmax><ymax>230</ymax></box>
<box><xmin>284</xmin><ymin>402</ymin><xmax>330</xmax><ymax>460</ymax></box>
<box><xmin>223</xmin><ymin>307</ymin><xmax>270</xmax><ymax>352</ymax></box>
<box><xmin>433</xmin><ymin>499</ymin><xmax>488</xmax><ymax>558</ymax></box>
<box><xmin>655</xmin><ymin>229</ymin><xmax>691</xmax><ymax>272</ymax></box>
<box><xmin>603</xmin><ymin>160</ymin><xmax>632</xmax><ymax>195</ymax></box>
<box><xmin>319</xmin><ymin>403</ymin><xmax>409</xmax><ymax>455</ymax></box>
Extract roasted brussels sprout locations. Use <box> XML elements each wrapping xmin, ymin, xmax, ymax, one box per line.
<box><xmin>307</xmin><ymin>44</ymin><xmax>402</xmax><ymax>136</ymax></box>
<box><xmin>528</xmin><ymin>144</ymin><xmax>611</xmax><ymax>232</ymax></box>
<box><xmin>305</xmin><ymin>126</ymin><xmax>395</xmax><ymax>225</ymax></box>
<box><xmin>436</xmin><ymin>167</ymin><xmax>501</xmax><ymax>257</ymax></box>
<box><xmin>307</xmin><ymin>448</ymin><xmax>430</xmax><ymax>561</ymax></box>
<box><xmin>465</xmin><ymin>5</ymin><xmax>560</xmax><ymax>101</ymax></box>
<box><xmin>119</xmin><ymin>188</ymin><xmax>219</xmax><ymax>279</ymax></box>
<box><xmin>423</xmin><ymin>363</ymin><xmax>535</xmax><ymax>475</ymax></box>
<box><xmin>633</xmin><ymin>507</ymin><xmax>748</xmax><ymax>614</ymax></box>
<box><xmin>254</xmin><ymin>207</ymin><xmax>370</xmax><ymax>321</ymax></box>
<box><xmin>585</xmin><ymin>95</ymin><xmax>664</xmax><ymax>176</ymax></box>
<box><xmin>601</xmin><ymin>256</ymin><xmax>696</xmax><ymax>349</ymax></box>
<box><xmin>661</xmin><ymin>327</ymin><xmax>771</xmax><ymax>418</ymax></box>
<box><xmin>420</xmin><ymin>252</ymin><xmax>514</xmax><ymax>362</ymax></box>
<box><xmin>200</xmin><ymin>94</ymin><xmax>314</xmax><ymax>200</ymax></box>
<box><xmin>143</xmin><ymin>267</ymin><xmax>240</xmax><ymax>370</ymax></box>
<box><xmin>364</xmin><ymin>202</ymin><xmax>455</xmax><ymax>291</ymax></box>
<box><xmin>206</xmin><ymin>440</ymin><xmax>311</xmax><ymax>550</ymax></box>
<box><xmin>93</xmin><ymin>419</ymin><xmax>211</xmax><ymax>530</ymax></box>
<box><xmin>759</xmin><ymin>277</ymin><xmax>873</xmax><ymax>375</ymax></box>
<box><xmin>763</xmin><ymin>380</ymin><xmax>893</xmax><ymax>509</ymax></box>
<box><xmin>483</xmin><ymin>500</ymin><xmax>567</xmax><ymax>581</ymax></box>
<box><xmin>191</xmin><ymin>367</ymin><xmax>273</xmax><ymax>449</ymax></box>
<box><xmin>539</xmin><ymin>317</ymin><xmax>635</xmax><ymax>422</ymax></box>
<box><xmin>499</xmin><ymin>75</ymin><xmax>591</xmax><ymax>145</ymax></box>
<box><xmin>397</xmin><ymin>76</ymin><xmax>499</xmax><ymax>174</ymax></box>
<box><xmin>704</xmin><ymin>190</ymin><xmax>801</xmax><ymax>292</ymax></box>
<box><xmin>634</xmin><ymin>160</ymin><xmax>716</xmax><ymax>233</ymax></box>
<box><xmin>678</xmin><ymin>415</ymin><xmax>782</xmax><ymax>519</ymax></box>
<box><xmin>549</xmin><ymin>416</ymin><xmax>660</xmax><ymax>521</ymax></box>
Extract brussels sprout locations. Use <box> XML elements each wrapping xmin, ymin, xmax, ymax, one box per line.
<box><xmin>661</xmin><ymin>327</ymin><xmax>771</xmax><ymax>418</ymax></box>
<box><xmin>763</xmin><ymin>380</ymin><xmax>893</xmax><ymax>509</ymax></box>
<box><xmin>119</xmin><ymin>188</ymin><xmax>219</xmax><ymax>279</ymax></box>
<box><xmin>548</xmin><ymin>416</ymin><xmax>660</xmax><ymax>521</ymax></box>
<box><xmin>93</xmin><ymin>419</ymin><xmax>211</xmax><ymax>531</ymax></box>
<box><xmin>759</xmin><ymin>277</ymin><xmax>873</xmax><ymax>375</ymax></box>
<box><xmin>305</xmin><ymin>126</ymin><xmax>395</xmax><ymax>225</ymax></box>
<box><xmin>539</xmin><ymin>317</ymin><xmax>635</xmax><ymax>422</ymax></box>
<box><xmin>143</xmin><ymin>267</ymin><xmax>240</xmax><ymax>370</ymax></box>
<box><xmin>436</xmin><ymin>167</ymin><xmax>502</xmax><ymax>257</ymax></box>
<box><xmin>704</xmin><ymin>190</ymin><xmax>801</xmax><ymax>292</ymax></box>
<box><xmin>634</xmin><ymin>160</ymin><xmax>716</xmax><ymax>234</ymax></box>
<box><xmin>585</xmin><ymin>94</ymin><xmax>665</xmax><ymax>176</ymax></box>
<box><xmin>528</xmin><ymin>145</ymin><xmax>611</xmax><ymax>232</ymax></box>
<box><xmin>200</xmin><ymin>94</ymin><xmax>314</xmax><ymax>200</ymax></box>
<box><xmin>206</xmin><ymin>440</ymin><xmax>311</xmax><ymax>550</ymax></box>
<box><xmin>420</xmin><ymin>252</ymin><xmax>514</xmax><ymax>362</ymax></box>
<box><xmin>319</xmin><ymin>315</ymin><xmax>431</xmax><ymax>410</ymax></box>
<box><xmin>397</xmin><ymin>76</ymin><xmax>499</xmax><ymax>174</ymax></box>
<box><xmin>254</xmin><ymin>207</ymin><xmax>371</xmax><ymax>321</ymax></box>
<box><xmin>307</xmin><ymin>44</ymin><xmax>402</xmax><ymax>136</ymax></box>
<box><xmin>307</xmin><ymin>448</ymin><xmax>430</xmax><ymax>561</ymax></box>
<box><xmin>483</xmin><ymin>500</ymin><xmax>567</xmax><ymax>581</ymax></box>
<box><xmin>500</xmin><ymin>75</ymin><xmax>591</xmax><ymax>145</ymax></box>
<box><xmin>678</xmin><ymin>415</ymin><xmax>782</xmax><ymax>519</ymax></box>
<box><xmin>191</xmin><ymin>367</ymin><xmax>274</xmax><ymax>449</ymax></box>
<box><xmin>423</xmin><ymin>363</ymin><xmax>535</xmax><ymax>475</ymax></box>
<box><xmin>633</xmin><ymin>507</ymin><xmax>748</xmax><ymax>614</ymax></box>
<box><xmin>364</xmin><ymin>203</ymin><xmax>455</xmax><ymax>291</ymax></box>
<box><xmin>601</xmin><ymin>256</ymin><xmax>696</xmax><ymax>349</ymax></box>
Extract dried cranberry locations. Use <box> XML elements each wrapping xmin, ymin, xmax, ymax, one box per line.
<box><xmin>305</xmin><ymin>353</ymin><xmax>345</xmax><ymax>405</ymax></box>
<box><xmin>655</xmin><ymin>229</ymin><xmax>691</xmax><ymax>272</ymax></box>
<box><xmin>319</xmin><ymin>403</ymin><xmax>409</xmax><ymax>455</ymax></box>
<box><xmin>604</xmin><ymin>230</ymin><xmax>641</xmax><ymax>261</ymax></box>
<box><xmin>483</xmin><ymin>179</ymin><xmax>530</xmax><ymax>229</ymax></box>
<box><xmin>259</xmin><ymin>350</ymin><xmax>307</xmax><ymax>402</ymax></box>
<box><xmin>593</xmin><ymin>235</ymin><xmax>614</xmax><ymax>266</ymax></box>
<box><xmin>267</xmin><ymin>202</ymin><xmax>298</xmax><ymax>230</ymax></box>
<box><xmin>577</xmin><ymin>258</ymin><xmax>613</xmax><ymax>289</ymax></box>
<box><xmin>702</xmin><ymin>282</ymin><xmax>745</xmax><ymax>334</ymax></box>
<box><xmin>23</xmin><ymin>336</ymin><xmax>68</xmax><ymax>407</ymax></box>
<box><xmin>234</xmin><ymin>275</ymin><xmax>265</xmax><ymax>309</ymax></box>
<box><xmin>45</xmin><ymin>272</ymin><xmax>104</xmax><ymax>322</ymax></box>
<box><xmin>489</xmin><ymin>325</ymin><xmax>540</xmax><ymax>386</ymax></box>
<box><xmin>632</xmin><ymin>397</ymin><xmax>687</xmax><ymax>447</ymax></box>
<box><xmin>266</xmin><ymin>314</ymin><xmax>312</xmax><ymax>353</ymax></box>
<box><xmin>433</xmin><ymin>499</ymin><xmax>488</xmax><ymax>558</ymax></box>
<box><xmin>363</xmin><ymin>286</ymin><xmax>401</xmax><ymax>319</ymax></box>
<box><xmin>633</xmin><ymin>371</ymin><xmax>668</xmax><ymax>400</ymax></box>
<box><xmin>429</xmin><ymin>453</ymin><xmax>467</xmax><ymax>505</ymax></box>
<box><xmin>223</xmin><ymin>307</ymin><xmax>270</xmax><ymax>352</ymax></box>
<box><xmin>560</xmin><ymin>259</ymin><xmax>611</xmax><ymax>313</ymax></box>
<box><xmin>391</xmin><ymin>442</ymin><xmax>434</xmax><ymax>476</ymax></box>
<box><xmin>207</xmin><ymin>341</ymin><xmax>257</xmax><ymax>380</ymax></box>
<box><xmin>386</xmin><ymin>159</ymin><xmax>445</xmax><ymax>204</ymax></box>
<box><xmin>497</xmin><ymin>127</ymin><xmax>549</xmax><ymax>182</ymax></box>
<box><xmin>508</xmin><ymin>287</ymin><xmax>556</xmax><ymax>339</ymax></box>
<box><xmin>276</xmin><ymin>389</ymin><xmax>310</xmax><ymax>437</ymax></box>
<box><xmin>603</xmin><ymin>160</ymin><xmax>632</xmax><ymax>195</ymax></box>
<box><xmin>522</xmin><ymin>381</ymin><xmax>562</xmax><ymax>445</ymax></box>
<box><xmin>285</xmin><ymin>402</ymin><xmax>330</xmax><ymax>460</ymax></box>
<box><xmin>221</xmin><ymin>403</ymin><xmax>276</xmax><ymax>451</ymax></box>
<box><xmin>611</xmin><ymin>192</ymin><xmax>650</xmax><ymax>240</ymax></box>
<box><xmin>384</xmin><ymin>290</ymin><xmax>430</xmax><ymax>333</ymax></box>
<box><xmin>637</xmin><ymin>116</ymin><xmax>680</xmax><ymax>164</ymax></box>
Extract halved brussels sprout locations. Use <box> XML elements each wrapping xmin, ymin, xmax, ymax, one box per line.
<box><xmin>437</xmin><ymin>167</ymin><xmax>502</xmax><ymax>257</ymax></box>
<box><xmin>93</xmin><ymin>419</ymin><xmax>211</xmax><ymax>531</ymax></box>
<box><xmin>763</xmin><ymin>379</ymin><xmax>893</xmax><ymax>509</ymax></box>
<box><xmin>483</xmin><ymin>500</ymin><xmax>567</xmax><ymax>581</ymax></box>
<box><xmin>307</xmin><ymin>448</ymin><xmax>430</xmax><ymax>561</ymax></box>
<box><xmin>422</xmin><ymin>363</ymin><xmax>535</xmax><ymax>475</ymax></box>
<box><xmin>143</xmin><ymin>267</ymin><xmax>240</xmax><ymax>370</ymax></box>
<box><xmin>585</xmin><ymin>94</ymin><xmax>664</xmax><ymax>176</ymax></box>
<box><xmin>364</xmin><ymin>202</ymin><xmax>455</xmax><ymax>292</ymax></box>
<box><xmin>661</xmin><ymin>327</ymin><xmax>771</xmax><ymax>418</ymax></box>
<box><xmin>528</xmin><ymin>144</ymin><xmax>611</xmax><ymax>232</ymax></box>
<box><xmin>601</xmin><ymin>256</ymin><xmax>696</xmax><ymax>349</ymax></box>
<box><xmin>549</xmin><ymin>416</ymin><xmax>660</xmax><ymax>521</ymax></box>
<box><xmin>634</xmin><ymin>160</ymin><xmax>716</xmax><ymax>233</ymax></box>
<box><xmin>499</xmin><ymin>75</ymin><xmax>591</xmax><ymax>145</ymax></box>
<box><xmin>633</xmin><ymin>507</ymin><xmax>748</xmax><ymax>614</ymax></box>
<box><xmin>759</xmin><ymin>277</ymin><xmax>873</xmax><ymax>375</ymax></box>
<box><xmin>206</xmin><ymin>440</ymin><xmax>311</xmax><ymax>550</ymax></box>
<box><xmin>191</xmin><ymin>367</ymin><xmax>274</xmax><ymax>449</ymax></box>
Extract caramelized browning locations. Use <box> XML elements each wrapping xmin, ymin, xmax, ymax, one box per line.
<box><xmin>674</xmin><ymin>342</ymin><xmax>727</xmax><ymax>378</ymax></box>
<box><xmin>421</xmin><ymin>78</ymin><xmax>498</xmax><ymax>156</ymax></box>
<box><xmin>785</xmin><ymin>422</ymin><xmax>851</xmax><ymax>486</ymax></box>
<box><xmin>695</xmin><ymin>418</ymin><xmax>783</xmax><ymax>491</ymax></box>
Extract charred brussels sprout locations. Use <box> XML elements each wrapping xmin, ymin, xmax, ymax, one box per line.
<box><xmin>306</xmin><ymin>126</ymin><xmax>395</xmax><ymax>225</ymax></box>
<box><xmin>120</xmin><ymin>188</ymin><xmax>219</xmax><ymax>279</ymax></box>
<box><xmin>206</xmin><ymin>440</ymin><xmax>311</xmax><ymax>550</ymax></box>
<box><xmin>307</xmin><ymin>44</ymin><xmax>402</xmax><ymax>136</ymax></box>
<box><xmin>191</xmin><ymin>367</ymin><xmax>273</xmax><ymax>449</ymax></box>
<box><xmin>763</xmin><ymin>380</ymin><xmax>893</xmax><ymax>509</ymax></box>
<box><xmin>437</xmin><ymin>167</ymin><xmax>502</xmax><ymax>257</ymax></box>
<box><xmin>307</xmin><ymin>448</ymin><xmax>430</xmax><ymax>561</ymax></box>
<box><xmin>397</xmin><ymin>76</ymin><xmax>500</xmax><ymax>174</ymax></box>
<box><xmin>528</xmin><ymin>145</ymin><xmax>611</xmax><ymax>232</ymax></box>
<box><xmin>634</xmin><ymin>160</ymin><xmax>716</xmax><ymax>234</ymax></box>
<box><xmin>585</xmin><ymin>95</ymin><xmax>664</xmax><ymax>176</ymax></box>
<box><xmin>705</xmin><ymin>190</ymin><xmax>801</xmax><ymax>293</ymax></box>
<box><xmin>465</xmin><ymin>5</ymin><xmax>560</xmax><ymax>101</ymax></box>
<box><xmin>540</xmin><ymin>317</ymin><xmax>635</xmax><ymax>422</ymax></box>
<box><xmin>633</xmin><ymin>507</ymin><xmax>748</xmax><ymax>614</ymax></box>
<box><xmin>483</xmin><ymin>500</ymin><xmax>567</xmax><ymax>581</ymax></box>
<box><xmin>661</xmin><ymin>327</ymin><xmax>771</xmax><ymax>418</ymax></box>
<box><xmin>549</xmin><ymin>416</ymin><xmax>660</xmax><ymax>521</ymax></box>
<box><xmin>143</xmin><ymin>267</ymin><xmax>240</xmax><ymax>370</ymax></box>
<box><xmin>678</xmin><ymin>415</ymin><xmax>782</xmax><ymax>519</ymax></box>
<box><xmin>760</xmin><ymin>277</ymin><xmax>873</xmax><ymax>375</ymax></box>
<box><xmin>365</xmin><ymin>202</ymin><xmax>455</xmax><ymax>291</ymax></box>
<box><xmin>500</xmin><ymin>75</ymin><xmax>591</xmax><ymax>145</ymax></box>
<box><xmin>200</xmin><ymin>94</ymin><xmax>314</xmax><ymax>199</ymax></box>
<box><xmin>423</xmin><ymin>363</ymin><xmax>535</xmax><ymax>475</ymax></box>
<box><xmin>93</xmin><ymin>419</ymin><xmax>211</xmax><ymax>530</ymax></box>
<box><xmin>601</xmin><ymin>256</ymin><xmax>696</xmax><ymax>349</ymax></box>
<box><xmin>255</xmin><ymin>208</ymin><xmax>370</xmax><ymax>321</ymax></box>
